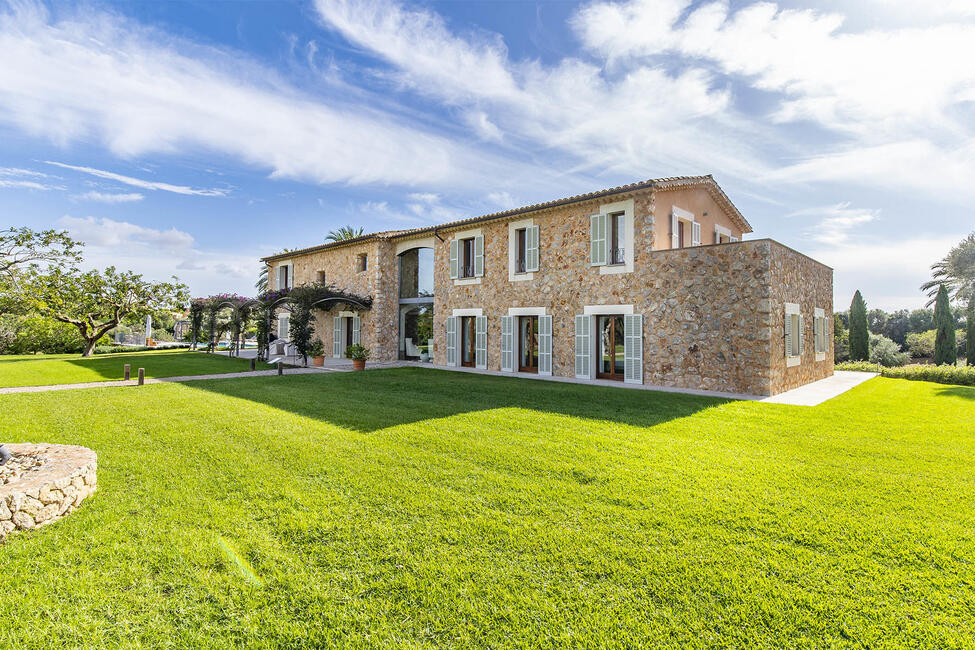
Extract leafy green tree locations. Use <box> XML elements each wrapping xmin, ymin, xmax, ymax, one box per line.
<box><xmin>1</xmin><ymin>227</ymin><xmax>83</xmax><ymax>314</ymax></box>
<box><xmin>325</xmin><ymin>226</ymin><xmax>365</xmax><ymax>242</ymax></box>
<box><xmin>867</xmin><ymin>309</ymin><xmax>888</xmax><ymax>335</ymax></box>
<box><xmin>933</xmin><ymin>284</ymin><xmax>957</xmax><ymax>365</ymax></box>
<box><xmin>908</xmin><ymin>309</ymin><xmax>934</xmax><ymax>333</ymax></box>
<box><xmin>22</xmin><ymin>266</ymin><xmax>188</xmax><ymax>357</ymax></box>
<box><xmin>849</xmin><ymin>290</ymin><xmax>870</xmax><ymax>362</ymax></box>
<box><xmin>968</xmin><ymin>300</ymin><xmax>975</xmax><ymax>366</ymax></box>
<box><xmin>833</xmin><ymin>316</ymin><xmax>849</xmax><ymax>363</ymax></box>
<box><xmin>882</xmin><ymin>309</ymin><xmax>911</xmax><ymax>347</ymax></box>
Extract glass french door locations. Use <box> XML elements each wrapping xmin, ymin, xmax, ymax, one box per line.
<box><xmin>460</xmin><ymin>316</ymin><xmax>476</xmax><ymax>367</ymax></box>
<box><xmin>597</xmin><ymin>315</ymin><xmax>625</xmax><ymax>380</ymax></box>
<box><xmin>519</xmin><ymin>316</ymin><xmax>539</xmax><ymax>373</ymax></box>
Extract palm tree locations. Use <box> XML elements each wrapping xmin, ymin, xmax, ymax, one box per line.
<box><xmin>255</xmin><ymin>264</ymin><xmax>268</xmax><ymax>293</ymax></box>
<box><xmin>921</xmin><ymin>232</ymin><xmax>975</xmax><ymax>307</ymax></box>
<box><xmin>326</xmin><ymin>226</ymin><xmax>365</xmax><ymax>242</ymax></box>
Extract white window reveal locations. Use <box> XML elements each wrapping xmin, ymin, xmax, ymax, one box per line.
<box><xmin>509</xmin><ymin>220</ymin><xmax>539</xmax><ymax>281</ymax></box>
<box><xmin>475</xmin><ymin>315</ymin><xmax>488</xmax><ymax>369</ymax></box>
<box><xmin>784</xmin><ymin>302</ymin><xmax>803</xmax><ymax>367</ymax></box>
<box><xmin>714</xmin><ymin>224</ymin><xmax>732</xmax><ymax>244</ymax></box>
<box><xmin>332</xmin><ymin>316</ymin><xmax>343</xmax><ymax>357</ymax></box>
<box><xmin>590</xmin><ymin>199</ymin><xmax>635</xmax><ymax>274</ymax></box>
<box><xmin>814</xmin><ymin>307</ymin><xmax>827</xmax><ymax>362</ymax></box>
<box><xmin>671</xmin><ymin>206</ymin><xmax>698</xmax><ymax>249</ymax></box>
<box><xmin>449</xmin><ymin>231</ymin><xmax>485</xmax><ymax>283</ymax></box>
<box><xmin>277</xmin><ymin>263</ymin><xmax>294</xmax><ymax>290</ymax></box>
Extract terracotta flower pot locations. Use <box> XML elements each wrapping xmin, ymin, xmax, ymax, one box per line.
<box><xmin>313</xmin><ymin>356</ymin><xmax>325</xmax><ymax>367</ymax></box>
<box><xmin>352</xmin><ymin>359</ymin><xmax>366</xmax><ymax>371</ymax></box>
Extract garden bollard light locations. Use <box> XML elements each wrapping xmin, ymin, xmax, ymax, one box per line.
<box><xmin>277</xmin><ymin>362</ymin><xmax>283</xmax><ymax>376</ymax></box>
<box><xmin>124</xmin><ymin>364</ymin><xmax>131</xmax><ymax>380</ymax></box>
<box><xmin>250</xmin><ymin>358</ymin><xmax>256</xmax><ymax>371</ymax></box>
<box><xmin>138</xmin><ymin>368</ymin><xmax>145</xmax><ymax>385</ymax></box>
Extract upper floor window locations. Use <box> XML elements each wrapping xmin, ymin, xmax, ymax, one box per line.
<box><xmin>515</xmin><ymin>228</ymin><xmax>527</xmax><ymax>274</ymax></box>
<box><xmin>399</xmin><ymin>247</ymin><xmax>434</xmax><ymax>299</ymax></box>
<box><xmin>316</xmin><ymin>270</ymin><xmax>326</xmax><ymax>283</ymax></box>
<box><xmin>671</xmin><ymin>206</ymin><xmax>701</xmax><ymax>249</ymax></box>
<box><xmin>608</xmin><ymin>212</ymin><xmax>625</xmax><ymax>265</ymax></box>
<box><xmin>449</xmin><ymin>234</ymin><xmax>484</xmax><ymax>280</ymax></box>
<box><xmin>277</xmin><ymin>263</ymin><xmax>292</xmax><ymax>290</ymax></box>
<box><xmin>356</xmin><ymin>253</ymin><xmax>368</xmax><ymax>273</ymax></box>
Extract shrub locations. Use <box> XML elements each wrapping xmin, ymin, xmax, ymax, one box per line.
<box><xmin>92</xmin><ymin>344</ymin><xmax>189</xmax><ymax>355</ymax></box>
<box><xmin>868</xmin><ymin>333</ymin><xmax>909</xmax><ymax>367</ymax></box>
<box><xmin>307</xmin><ymin>339</ymin><xmax>325</xmax><ymax>358</ymax></box>
<box><xmin>906</xmin><ymin>330</ymin><xmax>935</xmax><ymax>358</ymax></box>
<box><xmin>833</xmin><ymin>318</ymin><xmax>850</xmax><ymax>363</ymax></box>
<box><xmin>834</xmin><ymin>361</ymin><xmax>882</xmax><ymax>372</ymax></box>
<box><xmin>881</xmin><ymin>364</ymin><xmax>975</xmax><ymax>386</ymax></box>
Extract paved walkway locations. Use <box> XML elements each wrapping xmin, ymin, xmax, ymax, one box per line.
<box><xmin>0</xmin><ymin>361</ymin><xmax>876</xmax><ymax>405</ymax></box>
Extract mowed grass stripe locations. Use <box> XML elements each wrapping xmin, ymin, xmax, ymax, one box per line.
<box><xmin>0</xmin><ymin>368</ymin><xmax>972</xmax><ymax>647</ymax></box>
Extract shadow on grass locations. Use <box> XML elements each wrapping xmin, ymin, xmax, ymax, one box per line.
<box><xmin>184</xmin><ymin>366</ymin><xmax>726</xmax><ymax>432</ymax></box>
<box><xmin>936</xmin><ymin>385</ymin><xmax>975</xmax><ymax>400</ymax></box>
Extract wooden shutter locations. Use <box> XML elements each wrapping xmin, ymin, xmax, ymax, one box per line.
<box><xmin>624</xmin><ymin>314</ymin><xmax>643</xmax><ymax>384</ymax></box>
<box><xmin>692</xmin><ymin>222</ymin><xmax>701</xmax><ymax>246</ymax></box>
<box><xmin>590</xmin><ymin>214</ymin><xmax>606</xmax><ymax>266</ymax></box>
<box><xmin>671</xmin><ymin>213</ymin><xmax>680</xmax><ymax>248</ymax></box>
<box><xmin>538</xmin><ymin>315</ymin><xmax>552</xmax><ymax>376</ymax></box>
<box><xmin>278</xmin><ymin>314</ymin><xmax>289</xmax><ymax>340</ymax></box>
<box><xmin>475</xmin><ymin>316</ymin><xmax>487</xmax><ymax>369</ymax></box>
<box><xmin>526</xmin><ymin>225</ymin><xmax>540</xmax><ymax>272</ymax></box>
<box><xmin>575</xmin><ymin>315</ymin><xmax>591</xmax><ymax>379</ymax></box>
<box><xmin>446</xmin><ymin>316</ymin><xmax>457</xmax><ymax>367</ymax></box>
<box><xmin>784</xmin><ymin>312</ymin><xmax>793</xmax><ymax>358</ymax></box>
<box><xmin>449</xmin><ymin>240</ymin><xmax>459</xmax><ymax>279</ymax></box>
<box><xmin>474</xmin><ymin>235</ymin><xmax>484</xmax><ymax>277</ymax></box>
<box><xmin>332</xmin><ymin>317</ymin><xmax>343</xmax><ymax>357</ymax></box>
<box><xmin>352</xmin><ymin>315</ymin><xmax>361</xmax><ymax>345</ymax></box>
<box><xmin>500</xmin><ymin>315</ymin><xmax>514</xmax><ymax>372</ymax></box>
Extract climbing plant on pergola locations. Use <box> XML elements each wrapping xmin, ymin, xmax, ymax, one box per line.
<box><xmin>255</xmin><ymin>283</ymin><xmax>372</xmax><ymax>363</ymax></box>
<box><xmin>189</xmin><ymin>294</ymin><xmax>257</xmax><ymax>356</ymax></box>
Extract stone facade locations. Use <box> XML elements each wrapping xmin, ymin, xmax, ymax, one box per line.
<box><xmin>262</xmin><ymin>177</ymin><xmax>833</xmax><ymax>396</ymax></box>
<box><xmin>0</xmin><ymin>444</ymin><xmax>97</xmax><ymax>541</ymax></box>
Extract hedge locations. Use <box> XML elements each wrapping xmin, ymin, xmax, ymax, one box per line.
<box><xmin>835</xmin><ymin>362</ymin><xmax>975</xmax><ymax>387</ymax></box>
<box><xmin>93</xmin><ymin>344</ymin><xmax>190</xmax><ymax>355</ymax></box>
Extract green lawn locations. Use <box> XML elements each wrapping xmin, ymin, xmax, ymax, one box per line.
<box><xmin>0</xmin><ymin>369</ymin><xmax>973</xmax><ymax>647</ymax></box>
<box><xmin>0</xmin><ymin>350</ymin><xmax>268</xmax><ymax>388</ymax></box>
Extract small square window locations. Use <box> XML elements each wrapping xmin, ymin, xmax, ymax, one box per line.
<box><xmin>316</xmin><ymin>270</ymin><xmax>326</xmax><ymax>283</ymax></box>
<box><xmin>355</xmin><ymin>254</ymin><xmax>367</xmax><ymax>273</ymax></box>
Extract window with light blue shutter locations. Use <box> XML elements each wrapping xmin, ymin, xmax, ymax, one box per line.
<box><xmin>475</xmin><ymin>316</ymin><xmax>487</xmax><ymax>369</ymax></box>
<box><xmin>575</xmin><ymin>314</ymin><xmax>591</xmax><ymax>378</ymax></box>
<box><xmin>352</xmin><ymin>315</ymin><xmax>361</xmax><ymax>345</ymax></box>
<box><xmin>624</xmin><ymin>314</ymin><xmax>643</xmax><ymax>384</ymax></box>
<box><xmin>332</xmin><ymin>317</ymin><xmax>343</xmax><ymax>357</ymax></box>
<box><xmin>590</xmin><ymin>214</ymin><xmax>606</xmax><ymax>266</ymax></box>
<box><xmin>473</xmin><ymin>235</ymin><xmax>484</xmax><ymax>277</ymax></box>
<box><xmin>500</xmin><ymin>316</ymin><xmax>513</xmax><ymax>372</ymax></box>
<box><xmin>526</xmin><ymin>225</ymin><xmax>540</xmax><ymax>272</ymax></box>
<box><xmin>449</xmin><ymin>239</ymin><xmax>459</xmax><ymax>279</ymax></box>
<box><xmin>538</xmin><ymin>315</ymin><xmax>552</xmax><ymax>376</ymax></box>
<box><xmin>446</xmin><ymin>316</ymin><xmax>457</xmax><ymax>367</ymax></box>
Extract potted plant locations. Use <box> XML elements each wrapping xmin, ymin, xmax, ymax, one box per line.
<box><xmin>347</xmin><ymin>344</ymin><xmax>370</xmax><ymax>370</ymax></box>
<box><xmin>308</xmin><ymin>339</ymin><xmax>326</xmax><ymax>367</ymax></box>
<box><xmin>419</xmin><ymin>345</ymin><xmax>429</xmax><ymax>363</ymax></box>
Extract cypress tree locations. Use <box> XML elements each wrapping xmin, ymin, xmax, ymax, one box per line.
<box><xmin>849</xmin><ymin>290</ymin><xmax>870</xmax><ymax>361</ymax></box>
<box><xmin>933</xmin><ymin>284</ymin><xmax>957</xmax><ymax>365</ymax></box>
<box><xmin>967</xmin><ymin>297</ymin><xmax>974</xmax><ymax>367</ymax></box>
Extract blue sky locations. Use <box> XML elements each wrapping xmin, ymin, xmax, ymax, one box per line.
<box><xmin>1</xmin><ymin>0</ymin><xmax>973</xmax><ymax>309</ymax></box>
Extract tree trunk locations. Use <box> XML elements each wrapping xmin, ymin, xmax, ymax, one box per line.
<box><xmin>82</xmin><ymin>337</ymin><xmax>98</xmax><ymax>357</ymax></box>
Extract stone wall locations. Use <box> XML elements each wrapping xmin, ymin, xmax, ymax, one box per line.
<box><xmin>768</xmin><ymin>241</ymin><xmax>834</xmax><ymax>393</ymax></box>
<box><xmin>1</xmin><ymin>444</ymin><xmax>97</xmax><ymax>541</ymax></box>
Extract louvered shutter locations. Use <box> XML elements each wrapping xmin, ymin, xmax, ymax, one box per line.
<box><xmin>526</xmin><ymin>225</ymin><xmax>540</xmax><ymax>272</ymax></box>
<box><xmin>500</xmin><ymin>316</ymin><xmax>514</xmax><ymax>372</ymax></box>
<box><xmin>332</xmin><ymin>317</ymin><xmax>343</xmax><ymax>357</ymax></box>
<box><xmin>352</xmin><ymin>315</ymin><xmax>361</xmax><ymax>345</ymax></box>
<box><xmin>575</xmin><ymin>315</ymin><xmax>592</xmax><ymax>379</ymax></box>
<box><xmin>671</xmin><ymin>213</ymin><xmax>680</xmax><ymax>248</ymax></box>
<box><xmin>475</xmin><ymin>316</ymin><xmax>487</xmax><ymax>369</ymax></box>
<box><xmin>692</xmin><ymin>222</ymin><xmax>701</xmax><ymax>246</ymax></box>
<box><xmin>730</xmin><ymin>236</ymin><xmax>739</xmax><ymax>242</ymax></box>
<box><xmin>449</xmin><ymin>240</ymin><xmax>459</xmax><ymax>279</ymax></box>
<box><xmin>784</xmin><ymin>312</ymin><xmax>793</xmax><ymax>358</ymax></box>
<box><xmin>624</xmin><ymin>314</ymin><xmax>643</xmax><ymax>384</ymax></box>
<box><xmin>446</xmin><ymin>317</ymin><xmax>457</xmax><ymax>367</ymax></box>
<box><xmin>538</xmin><ymin>315</ymin><xmax>553</xmax><ymax>376</ymax></box>
<box><xmin>473</xmin><ymin>235</ymin><xmax>484</xmax><ymax>277</ymax></box>
<box><xmin>798</xmin><ymin>314</ymin><xmax>805</xmax><ymax>356</ymax></box>
<box><xmin>590</xmin><ymin>214</ymin><xmax>607</xmax><ymax>266</ymax></box>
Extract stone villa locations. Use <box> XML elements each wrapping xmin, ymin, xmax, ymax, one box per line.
<box><xmin>261</xmin><ymin>176</ymin><xmax>833</xmax><ymax>396</ymax></box>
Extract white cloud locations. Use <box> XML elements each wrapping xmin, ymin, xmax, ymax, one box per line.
<box><xmin>0</xmin><ymin>167</ymin><xmax>51</xmax><ymax>178</ymax></box>
<box><xmin>789</xmin><ymin>202</ymin><xmax>878</xmax><ymax>244</ymax></box>
<box><xmin>58</xmin><ymin>216</ymin><xmax>195</xmax><ymax>252</ymax></box>
<box><xmin>0</xmin><ymin>2</ymin><xmax>528</xmax><ymax>190</ymax></box>
<box><xmin>71</xmin><ymin>190</ymin><xmax>145</xmax><ymax>203</ymax></box>
<box><xmin>0</xmin><ymin>166</ymin><xmax>64</xmax><ymax>190</ymax></box>
<box><xmin>0</xmin><ymin>179</ymin><xmax>64</xmax><ymax>190</ymax></box>
<box><xmin>46</xmin><ymin>162</ymin><xmax>225</xmax><ymax>197</ymax></box>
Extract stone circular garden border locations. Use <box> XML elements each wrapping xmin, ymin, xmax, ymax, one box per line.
<box><xmin>0</xmin><ymin>443</ymin><xmax>97</xmax><ymax>541</ymax></box>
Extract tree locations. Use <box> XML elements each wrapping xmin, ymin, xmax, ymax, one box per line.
<box><xmin>22</xmin><ymin>266</ymin><xmax>188</xmax><ymax>357</ymax></box>
<box><xmin>255</xmin><ymin>264</ymin><xmax>268</xmax><ymax>293</ymax></box>
<box><xmin>867</xmin><ymin>308</ymin><xmax>888</xmax><ymax>335</ymax></box>
<box><xmin>326</xmin><ymin>226</ymin><xmax>365</xmax><ymax>242</ymax></box>
<box><xmin>923</xmin><ymin>232</ymin><xmax>975</xmax><ymax>364</ymax></box>
<box><xmin>849</xmin><ymin>290</ymin><xmax>870</xmax><ymax>361</ymax></box>
<box><xmin>188</xmin><ymin>299</ymin><xmax>206</xmax><ymax>350</ymax></box>
<box><xmin>1</xmin><ymin>227</ymin><xmax>83</xmax><ymax>314</ymax></box>
<box><xmin>883</xmin><ymin>309</ymin><xmax>911</xmax><ymax>347</ymax></box>
<box><xmin>968</xmin><ymin>300</ymin><xmax>975</xmax><ymax>366</ymax></box>
<box><xmin>933</xmin><ymin>284</ymin><xmax>957</xmax><ymax>365</ymax></box>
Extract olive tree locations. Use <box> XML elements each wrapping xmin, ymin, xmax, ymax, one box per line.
<box><xmin>23</xmin><ymin>266</ymin><xmax>188</xmax><ymax>357</ymax></box>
